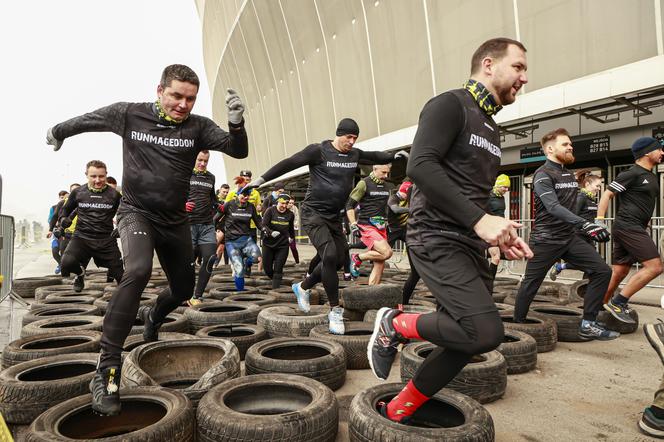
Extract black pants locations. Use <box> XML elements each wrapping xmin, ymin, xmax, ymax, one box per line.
<box><xmin>60</xmin><ymin>236</ymin><xmax>123</xmax><ymax>283</ymax></box>
<box><xmin>388</xmin><ymin>227</ymin><xmax>421</xmax><ymax>304</ymax></box>
<box><xmin>194</xmin><ymin>243</ymin><xmax>216</xmax><ymax>297</ymax></box>
<box><xmin>100</xmin><ymin>212</ymin><xmax>195</xmax><ymax>369</ymax></box>
<box><xmin>514</xmin><ymin>238</ymin><xmax>610</xmax><ymax>322</ymax></box>
<box><xmin>51</xmin><ymin>242</ymin><xmax>61</xmax><ymax>265</ymax></box>
<box><xmin>300</xmin><ymin>209</ymin><xmax>346</xmax><ymax>306</ymax></box>
<box><xmin>407</xmin><ymin>233</ymin><xmax>503</xmax><ymax>397</ymax></box>
<box><xmin>59</xmin><ymin>233</ymin><xmax>71</xmax><ymax>256</ymax></box>
<box><xmin>308</xmin><ymin>242</ymin><xmax>352</xmax><ymax>276</ymax></box>
<box><xmin>263</xmin><ymin>243</ymin><xmax>289</xmax><ymax>285</ymax></box>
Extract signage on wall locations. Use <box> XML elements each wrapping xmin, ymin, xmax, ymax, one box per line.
<box><xmin>519</xmin><ymin>135</ymin><xmax>610</xmax><ymax>163</ymax></box>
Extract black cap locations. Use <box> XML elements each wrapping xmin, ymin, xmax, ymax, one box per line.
<box><xmin>240</xmin><ymin>170</ymin><xmax>252</xmax><ymax>178</ymax></box>
<box><xmin>336</xmin><ymin>118</ymin><xmax>360</xmax><ymax>137</ymax></box>
<box><xmin>274</xmin><ymin>181</ymin><xmax>285</xmax><ymax>190</ymax></box>
<box><xmin>631</xmin><ymin>137</ymin><xmax>661</xmax><ymax>159</ymax></box>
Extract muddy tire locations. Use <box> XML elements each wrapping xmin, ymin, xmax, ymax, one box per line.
<box><xmin>348</xmin><ymin>383</ymin><xmax>494</xmax><ymax>441</ymax></box>
<box><xmin>197</xmin><ymin>374</ymin><xmax>338</xmax><ymax>442</ymax></box>
<box><xmin>496</xmin><ymin>329</ymin><xmax>538</xmax><ymax>374</ymax></box>
<box><xmin>35</xmin><ymin>286</ymin><xmax>102</xmax><ymax>301</ymax></box>
<box><xmin>500</xmin><ymin>312</ymin><xmax>557</xmax><ymax>353</ymax></box>
<box><xmin>257</xmin><ymin>305</ymin><xmax>330</xmax><ymax>338</ymax></box>
<box><xmin>1</xmin><ymin>331</ymin><xmax>101</xmax><ymax>370</ymax></box>
<box><xmin>531</xmin><ymin>305</ymin><xmax>589</xmax><ymax>342</ymax></box>
<box><xmin>196</xmin><ymin>323</ymin><xmax>267</xmax><ymax>360</ymax></box>
<box><xmin>341</xmin><ymin>284</ymin><xmax>401</xmax><ymax>310</ymax></box>
<box><xmin>400</xmin><ymin>343</ymin><xmax>507</xmax><ymax>404</ymax></box>
<box><xmin>13</xmin><ymin>277</ymin><xmax>61</xmax><ymax>299</ymax></box>
<box><xmin>20</xmin><ymin>316</ymin><xmax>104</xmax><ymax>338</ymax></box>
<box><xmin>597</xmin><ymin>308</ymin><xmax>639</xmax><ymax>334</ymax></box>
<box><xmin>184</xmin><ymin>301</ymin><xmax>261</xmax><ymax>332</ymax></box>
<box><xmin>31</xmin><ymin>296</ymin><xmax>98</xmax><ymax>309</ymax></box>
<box><xmin>309</xmin><ymin>322</ymin><xmax>373</xmax><ymax>369</ymax></box>
<box><xmin>568</xmin><ymin>279</ymin><xmax>589</xmax><ymax>303</ymax></box>
<box><xmin>22</xmin><ymin>304</ymin><xmax>101</xmax><ymax>326</ymax></box>
<box><xmin>122</xmin><ymin>332</ymin><xmax>197</xmax><ymax>355</ymax></box>
<box><xmin>0</xmin><ymin>353</ymin><xmax>98</xmax><ymax>424</ymax></box>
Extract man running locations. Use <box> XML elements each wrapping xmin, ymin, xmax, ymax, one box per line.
<box><xmin>243</xmin><ymin>118</ymin><xmax>408</xmax><ymax>334</ymax></box>
<box><xmin>187</xmin><ymin>150</ymin><xmax>219</xmax><ymax>305</ymax></box>
<box><xmin>598</xmin><ymin>137</ymin><xmax>663</xmax><ymax>322</ymax></box>
<box><xmin>347</xmin><ymin>164</ymin><xmax>395</xmax><ymax>284</ymax></box>
<box><xmin>367</xmin><ymin>37</ymin><xmax>532</xmax><ymax>424</ymax></box>
<box><xmin>47</xmin><ymin>190</ymin><xmax>68</xmax><ymax>274</ymax></box>
<box><xmin>46</xmin><ymin>64</ymin><xmax>248</xmax><ymax>416</ymax></box>
<box><xmin>261</xmin><ymin>193</ymin><xmax>295</xmax><ymax>288</ymax></box>
<box><xmin>59</xmin><ymin>160</ymin><xmax>123</xmax><ymax>291</ymax></box>
<box><xmin>287</xmin><ymin>197</ymin><xmax>300</xmax><ymax>264</ymax></box>
<box><xmin>223</xmin><ymin>191</ymin><xmax>262</xmax><ymax>290</ymax></box>
<box><xmin>510</xmin><ymin>128</ymin><xmax>617</xmax><ymax>339</ymax></box>
<box><xmin>50</xmin><ymin>183</ymin><xmax>81</xmax><ymax>258</ymax></box>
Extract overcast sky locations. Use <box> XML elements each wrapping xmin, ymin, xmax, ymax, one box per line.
<box><xmin>0</xmin><ymin>0</ymin><xmax>224</xmax><ymax>224</ymax></box>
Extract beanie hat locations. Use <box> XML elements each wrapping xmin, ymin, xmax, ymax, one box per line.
<box><xmin>631</xmin><ymin>137</ymin><xmax>661</xmax><ymax>159</ymax></box>
<box><xmin>277</xmin><ymin>193</ymin><xmax>291</xmax><ymax>203</ymax></box>
<box><xmin>494</xmin><ymin>174</ymin><xmax>511</xmax><ymax>188</ymax></box>
<box><xmin>336</xmin><ymin>118</ymin><xmax>360</xmax><ymax>137</ymax></box>
<box><xmin>398</xmin><ymin>181</ymin><xmax>412</xmax><ymax>195</ymax></box>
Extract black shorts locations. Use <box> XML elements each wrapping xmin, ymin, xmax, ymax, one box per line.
<box><xmin>408</xmin><ymin>231</ymin><xmax>496</xmax><ymax>321</ymax></box>
<box><xmin>301</xmin><ymin>208</ymin><xmax>346</xmax><ymax>257</ymax></box>
<box><xmin>66</xmin><ymin>236</ymin><xmax>123</xmax><ymax>271</ymax></box>
<box><xmin>612</xmin><ymin>228</ymin><xmax>660</xmax><ymax>265</ymax></box>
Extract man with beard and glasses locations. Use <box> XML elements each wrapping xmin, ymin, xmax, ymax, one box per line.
<box><xmin>597</xmin><ymin>137</ymin><xmax>663</xmax><ymax>323</ymax></box>
<box><xmin>512</xmin><ymin>128</ymin><xmax>617</xmax><ymax>340</ymax></box>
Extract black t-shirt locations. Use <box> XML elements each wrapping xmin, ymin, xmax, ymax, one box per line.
<box><xmin>222</xmin><ymin>199</ymin><xmax>262</xmax><ymax>241</ymax></box>
<box><xmin>609</xmin><ymin>164</ymin><xmax>658</xmax><ymax>230</ymax></box>
<box><xmin>575</xmin><ymin>191</ymin><xmax>598</xmax><ymax>224</ymax></box>
<box><xmin>487</xmin><ymin>191</ymin><xmax>506</xmax><ymax>217</ymax></box>
<box><xmin>52</xmin><ymin>102</ymin><xmax>247</xmax><ymax>226</ymax></box>
<box><xmin>61</xmin><ymin>185</ymin><xmax>121</xmax><ymax>240</ymax></box>
<box><xmin>188</xmin><ymin>170</ymin><xmax>216</xmax><ymax>225</ymax></box>
<box><xmin>261</xmin><ymin>141</ymin><xmax>396</xmax><ymax>220</ymax></box>
<box><xmin>261</xmin><ymin>206</ymin><xmax>295</xmax><ymax>248</ymax></box>
<box><xmin>407</xmin><ymin>89</ymin><xmax>501</xmax><ymax>247</ymax></box>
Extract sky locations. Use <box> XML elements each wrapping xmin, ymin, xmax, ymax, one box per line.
<box><xmin>0</xmin><ymin>0</ymin><xmax>222</xmax><ymax>224</ymax></box>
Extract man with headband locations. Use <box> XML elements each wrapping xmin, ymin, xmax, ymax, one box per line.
<box><xmin>261</xmin><ymin>192</ymin><xmax>296</xmax><ymax>288</ymax></box>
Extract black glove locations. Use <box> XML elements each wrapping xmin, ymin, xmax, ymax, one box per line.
<box><xmin>350</xmin><ymin>223</ymin><xmax>362</xmax><ymax>238</ymax></box>
<box><xmin>581</xmin><ymin>222</ymin><xmax>610</xmax><ymax>243</ymax></box>
<box><xmin>240</xmin><ymin>177</ymin><xmax>265</xmax><ymax>195</ymax></box>
<box><xmin>60</xmin><ymin>217</ymin><xmax>72</xmax><ymax>229</ymax></box>
<box><xmin>52</xmin><ymin>227</ymin><xmax>63</xmax><ymax>239</ymax></box>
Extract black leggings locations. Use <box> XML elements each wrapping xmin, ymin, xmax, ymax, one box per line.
<box><xmin>100</xmin><ymin>212</ymin><xmax>194</xmax><ymax>369</ymax></box>
<box><xmin>413</xmin><ymin>311</ymin><xmax>504</xmax><ymax>396</ymax></box>
<box><xmin>402</xmin><ymin>249</ymin><xmax>421</xmax><ymax>304</ymax></box>
<box><xmin>60</xmin><ymin>236</ymin><xmax>123</xmax><ymax>283</ymax></box>
<box><xmin>307</xmin><ymin>242</ymin><xmax>352</xmax><ymax>276</ymax></box>
<box><xmin>194</xmin><ymin>243</ymin><xmax>217</xmax><ymax>297</ymax></box>
<box><xmin>263</xmin><ymin>244</ymin><xmax>289</xmax><ymax>279</ymax></box>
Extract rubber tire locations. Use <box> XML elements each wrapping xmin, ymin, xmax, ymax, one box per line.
<box><xmin>500</xmin><ymin>312</ymin><xmax>558</xmax><ymax>353</ymax></box>
<box><xmin>597</xmin><ymin>309</ymin><xmax>639</xmax><ymax>334</ymax></box>
<box><xmin>25</xmin><ymin>386</ymin><xmax>195</xmax><ymax>441</ymax></box>
<box><xmin>196</xmin><ymin>323</ymin><xmax>268</xmax><ymax>360</ymax></box>
<box><xmin>130</xmin><ymin>310</ymin><xmax>190</xmax><ymax>336</ymax></box>
<box><xmin>35</xmin><ymin>286</ymin><xmax>102</xmax><ymax>301</ymax></box>
<box><xmin>222</xmin><ymin>293</ymin><xmax>277</xmax><ymax>306</ymax></box>
<box><xmin>267</xmin><ymin>287</ymin><xmax>321</xmax><ymax>305</ymax></box>
<box><xmin>20</xmin><ymin>316</ymin><xmax>104</xmax><ymax>339</ymax></box>
<box><xmin>257</xmin><ymin>305</ymin><xmax>330</xmax><ymax>338</ymax></box>
<box><xmin>196</xmin><ymin>373</ymin><xmax>338</xmax><ymax>442</ymax></box>
<box><xmin>400</xmin><ymin>343</ymin><xmax>507</xmax><ymax>404</ymax></box>
<box><xmin>121</xmin><ymin>338</ymin><xmax>240</xmax><ymax>408</ymax></box>
<box><xmin>568</xmin><ymin>278</ymin><xmax>589</xmax><ymax>303</ymax></box>
<box><xmin>30</xmin><ymin>296</ymin><xmax>98</xmax><ymax>309</ymax></box>
<box><xmin>531</xmin><ymin>304</ymin><xmax>589</xmax><ymax>342</ymax></box>
<box><xmin>208</xmin><ymin>287</ymin><xmax>260</xmax><ymax>301</ymax></box>
<box><xmin>0</xmin><ymin>353</ymin><xmax>98</xmax><ymax>424</ymax></box>
<box><xmin>340</xmin><ymin>284</ymin><xmax>401</xmax><ymax>310</ymax></box>
<box><xmin>94</xmin><ymin>292</ymin><xmax>158</xmax><ymax>314</ymax></box>
<box><xmin>309</xmin><ymin>322</ymin><xmax>373</xmax><ymax>369</ymax></box>
<box><xmin>1</xmin><ymin>331</ymin><xmax>101</xmax><ymax>370</ymax></box>
<box><xmin>183</xmin><ymin>301</ymin><xmax>261</xmax><ymax>332</ymax></box>
<box><xmin>21</xmin><ymin>304</ymin><xmax>101</xmax><ymax>326</ymax></box>
<box><xmin>343</xmin><ymin>308</ymin><xmax>366</xmax><ymax>321</ymax></box>
<box><xmin>12</xmin><ymin>277</ymin><xmax>61</xmax><ymax>299</ymax></box>
<box><xmin>348</xmin><ymin>383</ymin><xmax>494</xmax><ymax>441</ymax></box>
<box><xmin>496</xmin><ymin>329</ymin><xmax>538</xmax><ymax>374</ymax></box>
<box><xmin>363</xmin><ymin>305</ymin><xmax>434</xmax><ymax>324</ymax></box>
<box><xmin>122</xmin><ymin>332</ymin><xmax>197</xmax><ymax>357</ymax></box>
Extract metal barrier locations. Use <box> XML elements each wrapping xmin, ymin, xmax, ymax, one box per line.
<box><xmin>0</xmin><ymin>215</ymin><xmax>27</xmax><ymax>309</ymax></box>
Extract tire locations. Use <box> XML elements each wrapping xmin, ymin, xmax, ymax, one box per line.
<box><xmin>196</xmin><ymin>374</ymin><xmax>338</xmax><ymax>442</ymax></box>
<box><xmin>245</xmin><ymin>337</ymin><xmax>346</xmax><ymax>390</ymax></box>
<box><xmin>122</xmin><ymin>332</ymin><xmax>197</xmax><ymax>353</ymax></box>
<box><xmin>515</xmin><ymin>280</ymin><xmax>571</xmax><ymax>304</ymax></box>
<box><xmin>494</xmin><ymin>303</ymin><xmax>514</xmax><ymax>314</ymax></box>
<box><xmin>341</xmin><ymin>284</ymin><xmax>401</xmax><ymax>310</ymax></box>
<box><xmin>94</xmin><ymin>292</ymin><xmax>158</xmax><ymax>314</ymax></box>
<box><xmin>491</xmin><ymin>290</ymin><xmax>508</xmax><ymax>304</ymax></box>
<box><xmin>500</xmin><ymin>312</ymin><xmax>558</xmax><ymax>353</ymax></box>
<box><xmin>0</xmin><ymin>353</ymin><xmax>98</xmax><ymax>424</ymax></box>
<box><xmin>503</xmin><ymin>294</ymin><xmax>563</xmax><ymax>306</ymax></box>
<box><xmin>104</xmin><ymin>283</ymin><xmax>157</xmax><ymax>294</ymax></box>
<box><xmin>400</xmin><ymin>343</ymin><xmax>507</xmax><ymax>404</ymax></box>
<box><xmin>208</xmin><ymin>287</ymin><xmax>260</xmax><ymax>301</ymax></box>
<box><xmin>348</xmin><ymin>383</ymin><xmax>494</xmax><ymax>441</ymax></box>
<box><xmin>257</xmin><ymin>305</ymin><xmax>330</xmax><ymax>338</ymax></box>
<box><xmin>267</xmin><ymin>287</ymin><xmax>321</xmax><ymax>305</ymax></box>
<box><xmin>22</xmin><ymin>304</ymin><xmax>101</xmax><ymax>326</ymax></box>
<box><xmin>309</xmin><ymin>322</ymin><xmax>373</xmax><ymax>369</ymax></box>
<box><xmin>408</xmin><ymin>298</ymin><xmax>437</xmax><ymax>309</ymax></box>
<box><xmin>35</xmin><ymin>286</ymin><xmax>102</xmax><ymax>301</ymax></box>
<box><xmin>222</xmin><ymin>293</ymin><xmax>277</xmax><ymax>306</ymax></box>
<box><xmin>531</xmin><ymin>304</ymin><xmax>589</xmax><ymax>342</ymax></box>
<box><xmin>121</xmin><ymin>338</ymin><xmax>240</xmax><ymax>408</ymax></box>
<box><xmin>12</xmin><ymin>277</ymin><xmax>61</xmax><ymax>299</ymax></box>
<box><xmin>196</xmin><ymin>323</ymin><xmax>267</xmax><ymax>360</ymax></box>
<box><xmin>1</xmin><ymin>331</ymin><xmax>101</xmax><ymax>370</ymax></box>
<box><xmin>20</xmin><ymin>316</ymin><xmax>104</xmax><ymax>338</ymax></box>
<box><xmin>568</xmin><ymin>279</ymin><xmax>589</xmax><ymax>303</ymax></box>
<box><xmin>363</xmin><ymin>305</ymin><xmax>434</xmax><ymax>324</ymax></box>
<box><xmin>496</xmin><ymin>329</ymin><xmax>538</xmax><ymax>374</ymax></box>
<box><xmin>597</xmin><ymin>309</ymin><xmax>639</xmax><ymax>334</ymax></box>
<box><xmin>130</xmin><ymin>310</ymin><xmax>189</xmax><ymax>336</ymax></box>
<box><xmin>343</xmin><ymin>308</ymin><xmax>365</xmax><ymax>321</ymax></box>
<box><xmin>184</xmin><ymin>301</ymin><xmax>261</xmax><ymax>332</ymax></box>
<box><xmin>30</xmin><ymin>295</ymin><xmax>98</xmax><ymax>309</ymax></box>
<box><xmin>25</xmin><ymin>386</ymin><xmax>195</xmax><ymax>442</ymax></box>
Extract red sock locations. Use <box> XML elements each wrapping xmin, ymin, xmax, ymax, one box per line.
<box><xmin>386</xmin><ymin>380</ymin><xmax>429</xmax><ymax>422</ymax></box>
<box><xmin>392</xmin><ymin>313</ymin><xmax>422</xmax><ymax>339</ymax></box>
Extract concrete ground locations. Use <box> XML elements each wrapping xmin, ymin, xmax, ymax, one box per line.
<box><xmin>4</xmin><ymin>240</ymin><xmax>664</xmax><ymax>441</ymax></box>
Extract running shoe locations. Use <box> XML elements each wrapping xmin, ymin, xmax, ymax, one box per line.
<box><xmin>73</xmin><ymin>267</ymin><xmax>86</xmax><ymax>293</ymax></box>
<box><xmin>54</xmin><ymin>265</ymin><xmax>61</xmax><ymax>275</ymax></box>
<box><xmin>89</xmin><ymin>366</ymin><xmax>121</xmax><ymax>416</ymax></box>
<box><xmin>350</xmin><ymin>253</ymin><xmax>362</xmax><ymax>278</ymax></box>
<box><xmin>187</xmin><ymin>296</ymin><xmax>203</xmax><ymax>307</ymax></box>
<box><xmin>603</xmin><ymin>299</ymin><xmax>636</xmax><ymax>324</ymax></box>
<box><xmin>292</xmin><ymin>282</ymin><xmax>311</xmax><ymax>313</ymax></box>
<box><xmin>548</xmin><ymin>263</ymin><xmax>562</xmax><ymax>281</ymax></box>
<box><xmin>578</xmin><ymin>320</ymin><xmax>620</xmax><ymax>341</ymax></box>
<box><xmin>141</xmin><ymin>307</ymin><xmax>162</xmax><ymax>342</ymax></box>
<box><xmin>343</xmin><ymin>273</ymin><xmax>352</xmax><ymax>281</ymax></box>
<box><xmin>640</xmin><ymin>407</ymin><xmax>664</xmax><ymax>438</ymax></box>
<box><xmin>368</xmin><ymin>307</ymin><xmax>407</xmax><ymax>380</ymax></box>
<box><xmin>328</xmin><ymin>306</ymin><xmax>345</xmax><ymax>335</ymax></box>
<box><xmin>644</xmin><ymin>320</ymin><xmax>664</xmax><ymax>366</ymax></box>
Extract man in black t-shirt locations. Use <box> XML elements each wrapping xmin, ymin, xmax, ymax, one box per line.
<box><xmin>261</xmin><ymin>193</ymin><xmax>295</xmax><ymax>288</ymax></box>
<box><xmin>598</xmin><ymin>137</ymin><xmax>663</xmax><ymax>323</ymax></box>
<box><xmin>223</xmin><ymin>192</ymin><xmax>262</xmax><ymax>291</ymax></box>
<box><xmin>46</xmin><ymin>64</ymin><xmax>248</xmax><ymax>416</ymax></box>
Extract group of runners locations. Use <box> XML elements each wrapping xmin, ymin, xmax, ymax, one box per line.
<box><xmin>44</xmin><ymin>38</ymin><xmax>664</xmax><ymax>438</ymax></box>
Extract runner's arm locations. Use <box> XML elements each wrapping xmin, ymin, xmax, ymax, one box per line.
<box><xmin>260</xmin><ymin>144</ymin><xmax>321</xmax><ymax>182</ymax></box>
<box><xmin>596</xmin><ymin>190</ymin><xmax>614</xmax><ymax>219</ymax></box>
<box><xmin>51</xmin><ymin>102</ymin><xmax>130</xmax><ymax>142</ymax></box>
<box><xmin>288</xmin><ymin>213</ymin><xmax>296</xmax><ymax>239</ymax></box>
<box><xmin>199</xmin><ymin>117</ymin><xmax>248</xmax><ymax>159</ymax></box>
<box><xmin>251</xmin><ymin>205</ymin><xmax>262</xmax><ymax>228</ymax></box>
<box><xmin>261</xmin><ymin>208</ymin><xmax>274</xmax><ymax>236</ymax></box>
<box><xmin>59</xmin><ymin>189</ymin><xmax>79</xmax><ymax>220</ymax></box>
<box><xmin>388</xmin><ymin>194</ymin><xmax>409</xmax><ymax>214</ymax></box>
<box><xmin>345</xmin><ymin>180</ymin><xmax>366</xmax><ymax>225</ymax></box>
<box><xmin>358</xmin><ymin>150</ymin><xmax>397</xmax><ymax>165</ymax></box>
<box><xmin>533</xmin><ymin>172</ymin><xmax>586</xmax><ymax>226</ymax></box>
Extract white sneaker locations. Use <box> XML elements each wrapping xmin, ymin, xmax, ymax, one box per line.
<box><xmin>328</xmin><ymin>306</ymin><xmax>345</xmax><ymax>335</ymax></box>
<box><xmin>292</xmin><ymin>282</ymin><xmax>311</xmax><ymax>312</ymax></box>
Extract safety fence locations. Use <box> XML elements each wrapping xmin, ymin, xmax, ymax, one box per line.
<box><xmin>0</xmin><ymin>215</ymin><xmax>14</xmax><ymax>301</ymax></box>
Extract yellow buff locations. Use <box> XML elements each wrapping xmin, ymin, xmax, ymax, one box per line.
<box><xmin>494</xmin><ymin>174</ymin><xmax>510</xmax><ymax>188</ymax></box>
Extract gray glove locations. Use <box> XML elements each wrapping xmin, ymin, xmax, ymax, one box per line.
<box><xmin>46</xmin><ymin>127</ymin><xmax>63</xmax><ymax>151</ymax></box>
<box><xmin>393</xmin><ymin>150</ymin><xmax>409</xmax><ymax>161</ymax></box>
<box><xmin>240</xmin><ymin>177</ymin><xmax>266</xmax><ymax>195</ymax></box>
<box><xmin>226</xmin><ymin>88</ymin><xmax>245</xmax><ymax>125</ymax></box>
<box><xmin>270</xmin><ymin>231</ymin><xmax>281</xmax><ymax>238</ymax></box>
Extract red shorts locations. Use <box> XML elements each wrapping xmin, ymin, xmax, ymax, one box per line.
<box><xmin>359</xmin><ymin>224</ymin><xmax>388</xmax><ymax>249</ymax></box>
